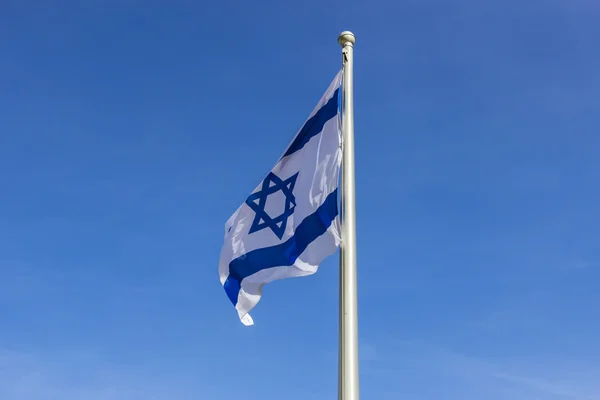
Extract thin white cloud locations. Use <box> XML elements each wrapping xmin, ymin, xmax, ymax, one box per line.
<box><xmin>390</xmin><ymin>340</ymin><xmax>600</xmax><ymax>400</ymax></box>
<box><xmin>0</xmin><ymin>348</ymin><xmax>217</xmax><ymax>400</ymax></box>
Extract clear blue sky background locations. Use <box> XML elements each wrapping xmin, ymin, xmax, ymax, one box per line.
<box><xmin>1</xmin><ymin>1</ymin><xmax>599</xmax><ymax>399</ymax></box>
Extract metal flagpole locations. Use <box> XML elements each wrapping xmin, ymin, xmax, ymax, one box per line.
<box><xmin>338</xmin><ymin>30</ymin><xmax>359</xmax><ymax>400</ymax></box>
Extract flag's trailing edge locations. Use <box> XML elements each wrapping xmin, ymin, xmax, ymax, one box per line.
<box><xmin>218</xmin><ymin>70</ymin><xmax>343</xmax><ymax>325</ymax></box>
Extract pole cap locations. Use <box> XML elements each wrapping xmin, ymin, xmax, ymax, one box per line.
<box><xmin>338</xmin><ymin>31</ymin><xmax>356</xmax><ymax>47</ymax></box>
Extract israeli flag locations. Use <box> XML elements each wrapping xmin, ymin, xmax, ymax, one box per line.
<box><xmin>219</xmin><ymin>71</ymin><xmax>343</xmax><ymax>325</ymax></box>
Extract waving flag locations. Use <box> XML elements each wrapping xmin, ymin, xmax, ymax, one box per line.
<box><xmin>218</xmin><ymin>71</ymin><xmax>343</xmax><ymax>325</ymax></box>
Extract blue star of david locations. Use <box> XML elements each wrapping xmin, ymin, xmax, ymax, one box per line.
<box><xmin>245</xmin><ymin>172</ymin><xmax>299</xmax><ymax>239</ymax></box>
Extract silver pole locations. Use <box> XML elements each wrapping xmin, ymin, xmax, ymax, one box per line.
<box><xmin>338</xmin><ymin>30</ymin><xmax>359</xmax><ymax>400</ymax></box>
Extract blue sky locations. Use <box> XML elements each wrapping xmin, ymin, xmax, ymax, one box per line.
<box><xmin>1</xmin><ymin>1</ymin><xmax>599</xmax><ymax>399</ymax></box>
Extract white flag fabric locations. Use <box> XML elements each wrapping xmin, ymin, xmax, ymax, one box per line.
<box><xmin>218</xmin><ymin>71</ymin><xmax>343</xmax><ymax>325</ymax></box>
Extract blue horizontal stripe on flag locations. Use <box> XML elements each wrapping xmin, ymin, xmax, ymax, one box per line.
<box><xmin>223</xmin><ymin>188</ymin><xmax>339</xmax><ymax>306</ymax></box>
<box><xmin>280</xmin><ymin>89</ymin><xmax>339</xmax><ymax>160</ymax></box>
